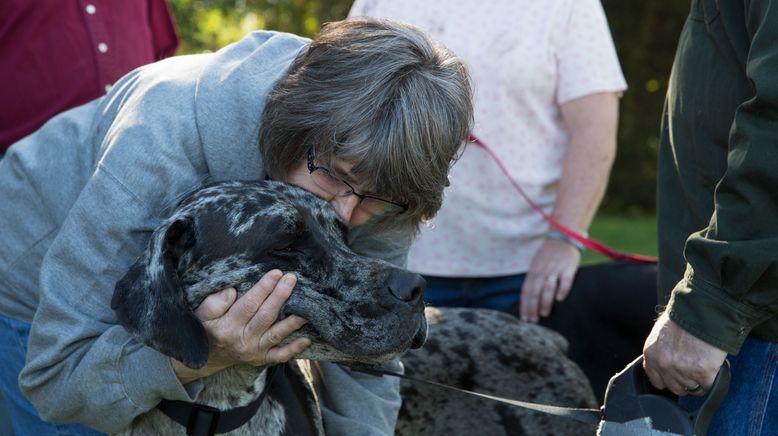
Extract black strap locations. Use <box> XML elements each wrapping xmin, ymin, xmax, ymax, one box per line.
<box><xmin>158</xmin><ymin>365</ymin><xmax>281</xmax><ymax>436</ymax></box>
<box><xmin>356</xmin><ymin>367</ymin><xmax>603</xmax><ymax>425</ymax></box>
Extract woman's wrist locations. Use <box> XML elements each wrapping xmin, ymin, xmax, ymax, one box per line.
<box><xmin>171</xmin><ymin>357</ymin><xmax>226</xmax><ymax>384</ymax></box>
<box><xmin>545</xmin><ymin>228</ymin><xmax>586</xmax><ymax>253</ymax></box>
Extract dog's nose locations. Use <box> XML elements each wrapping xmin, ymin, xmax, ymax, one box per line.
<box><xmin>387</xmin><ymin>270</ymin><xmax>426</xmax><ymax>303</ymax></box>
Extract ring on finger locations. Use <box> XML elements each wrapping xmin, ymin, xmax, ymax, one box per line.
<box><xmin>685</xmin><ymin>383</ymin><xmax>703</xmax><ymax>394</ymax></box>
<box><xmin>546</xmin><ymin>275</ymin><xmax>558</xmax><ymax>283</ymax></box>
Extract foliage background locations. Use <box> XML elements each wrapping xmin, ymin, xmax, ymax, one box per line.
<box><xmin>168</xmin><ymin>0</ymin><xmax>689</xmax><ymax>216</ymax></box>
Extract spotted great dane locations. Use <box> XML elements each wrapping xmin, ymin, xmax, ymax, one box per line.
<box><xmin>111</xmin><ymin>180</ymin><xmax>596</xmax><ymax>435</ymax></box>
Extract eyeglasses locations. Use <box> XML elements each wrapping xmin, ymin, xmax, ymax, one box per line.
<box><xmin>307</xmin><ymin>147</ymin><xmax>409</xmax><ymax>216</ymax></box>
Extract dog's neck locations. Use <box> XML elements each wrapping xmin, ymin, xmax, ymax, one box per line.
<box><xmin>197</xmin><ymin>364</ymin><xmax>271</xmax><ymax>409</ymax></box>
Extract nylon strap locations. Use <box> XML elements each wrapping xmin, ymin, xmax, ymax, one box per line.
<box><xmin>357</xmin><ymin>367</ymin><xmax>602</xmax><ymax>425</ymax></box>
<box><xmin>157</xmin><ymin>364</ymin><xmax>280</xmax><ymax>436</ymax></box>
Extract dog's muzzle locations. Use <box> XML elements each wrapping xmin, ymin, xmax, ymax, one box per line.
<box><xmin>386</xmin><ymin>270</ymin><xmax>427</xmax><ymax>349</ymax></box>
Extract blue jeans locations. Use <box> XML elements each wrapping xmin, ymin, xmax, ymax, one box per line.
<box><xmin>0</xmin><ymin>313</ymin><xmax>104</xmax><ymax>436</ymax></box>
<box><xmin>423</xmin><ymin>274</ymin><xmax>525</xmax><ymax>312</ymax></box>
<box><xmin>680</xmin><ymin>336</ymin><xmax>778</xmax><ymax>435</ymax></box>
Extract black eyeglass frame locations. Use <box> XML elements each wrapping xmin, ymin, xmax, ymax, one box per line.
<box><xmin>306</xmin><ymin>147</ymin><xmax>409</xmax><ymax>214</ymax></box>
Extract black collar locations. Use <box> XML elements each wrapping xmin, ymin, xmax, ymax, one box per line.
<box><xmin>157</xmin><ymin>365</ymin><xmax>280</xmax><ymax>436</ymax></box>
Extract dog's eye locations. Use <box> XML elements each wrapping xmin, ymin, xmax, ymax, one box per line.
<box><xmin>274</xmin><ymin>244</ymin><xmax>302</xmax><ymax>254</ymax></box>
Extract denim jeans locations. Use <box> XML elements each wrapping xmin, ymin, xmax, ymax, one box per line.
<box><xmin>0</xmin><ymin>312</ymin><xmax>104</xmax><ymax>436</ymax></box>
<box><xmin>680</xmin><ymin>336</ymin><xmax>778</xmax><ymax>435</ymax></box>
<box><xmin>423</xmin><ymin>274</ymin><xmax>525</xmax><ymax>312</ymax></box>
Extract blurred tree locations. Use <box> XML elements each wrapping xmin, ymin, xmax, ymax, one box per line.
<box><xmin>169</xmin><ymin>0</ymin><xmax>350</xmax><ymax>53</ymax></box>
<box><xmin>168</xmin><ymin>0</ymin><xmax>689</xmax><ymax>215</ymax></box>
<box><xmin>599</xmin><ymin>1</ymin><xmax>688</xmax><ymax>215</ymax></box>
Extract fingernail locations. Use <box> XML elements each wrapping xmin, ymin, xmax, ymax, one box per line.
<box><xmin>284</xmin><ymin>274</ymin><xmax>296</xmax><ymax>285</ymax></box>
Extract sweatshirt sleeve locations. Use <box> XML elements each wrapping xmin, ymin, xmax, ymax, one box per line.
<box><xmin>18</xmin><ymin>62</ymin><xmax>209</xmax><ymax>432</ymax></box>
<box><xmin>667</xmin><ymin>2</ymin><xmax>778</xmax><ymax>355</ymax></box>
<box><xmin>310</xmin><ymin>359</ymin><xmax>403</xmax><ymax>435</ymax></box>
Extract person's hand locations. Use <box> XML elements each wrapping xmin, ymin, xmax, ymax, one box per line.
<box><xmin>643</xmin><ymin>312</ymin><xmax>728</xmax><ymax>396</ymax></box>
<box><xmin>519</xmin><ymin>239</ymin><xmax>581</xmax><ymax>323</ymax></box>
<box><xmin>171</xmin><ymin>269</ymin><xmax>311</xmax><ymax>384</ymax></box>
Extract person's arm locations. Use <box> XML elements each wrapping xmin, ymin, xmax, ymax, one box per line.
<box><xmin>645</xmin><ymin>3</ymin><xmax>778</xmax><ymax>395</ymax></box>
<box><xmin>519</xmin><ymin>0</ymin><xmax>625</xmax><ymax>322</ymax></box>
<box><xmin>17</xmin><ymin>60</ymin><xmax>303</xmax><ymax>431</ymax></box>
<box><xmin>519</xmin><ymin>92</ymin><xmax>619</xmax><ymax>322</ymax></box>
<box><xmin>309</xmin><ymin>359</ymin><xmax>403</xmax><ymax>435</ymax></box>
<box><xmin>19</xmin><ymin>167</ymin><xmax>202</xmax><ymax>432</ymax></box>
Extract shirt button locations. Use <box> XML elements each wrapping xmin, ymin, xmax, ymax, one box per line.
<box><xmin>104</xmin><ymin>84</ymin><xmax>112</xmax><ymax>93</ymax></box>
<box><xmin>98</xmin><ymin>43</ymin><xmax>108</xmax><ymax>53</ymax></box>
<box><xmin>85</xmin><ymin>4</ymin><xmax>96</xmax><ymax>14</ymax></box>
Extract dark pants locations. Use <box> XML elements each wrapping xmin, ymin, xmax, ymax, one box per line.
<box><xmin>423</xmin><ymin>262</ymin><xmax>658</xmax><ymax>402</ymax></box>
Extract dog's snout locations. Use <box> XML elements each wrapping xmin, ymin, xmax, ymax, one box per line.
<box><xmin>387</xmin><ymin>270</ymin><xmax>426</xmax><ymax>303</ymax></box>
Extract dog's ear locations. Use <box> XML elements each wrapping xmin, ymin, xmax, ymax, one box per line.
<box><xmin>111</xmin><ymin>218</ymin><xmax>210</xmax><ymax>369</ymax></box>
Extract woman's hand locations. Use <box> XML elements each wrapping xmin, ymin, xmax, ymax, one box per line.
<box><xmin>519</xmin><ymin>239</ymin><xmax>581</xmax><ymax>323</ymax></box>
<box><xmin>171</xmin><ymin>269</ymin><xmax>311</xmax><ymax>384</ymax></box>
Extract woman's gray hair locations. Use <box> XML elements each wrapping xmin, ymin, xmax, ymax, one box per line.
<box><xmin>260</xmin><ymin>18</ymin><xmax>473</xmax><ymax>233</ymax></box>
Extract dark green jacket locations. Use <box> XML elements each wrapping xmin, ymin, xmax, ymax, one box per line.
<box><xmin>658</xmin><ymin>0</ymin><xmax>778</xmax><ymax>355</ymax></box>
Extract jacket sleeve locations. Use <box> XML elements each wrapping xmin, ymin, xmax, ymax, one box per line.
<box><xmin>310</xmin><ymin>360</ymin><xmax>403</xmax><ymax>435</ymax></box>
<box><xmin>18</xmin><ymin>65</ymin><xmax>208</xmax><ymax>432</ymax></box>
<box><xmin>667</xmin><ymin>2</ymin><xmax>778</xmax><ymax>355</ymax></box>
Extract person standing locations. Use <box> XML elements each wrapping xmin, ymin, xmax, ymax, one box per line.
<box><xmin>643</xmin><ymin>2</ymin><xmax>778</xmax><ymax>433</ymax></box>
<box><xmin>349</xmin><ymin>0</ymin><xmax>657</xmax><ymax>401</ymax></box>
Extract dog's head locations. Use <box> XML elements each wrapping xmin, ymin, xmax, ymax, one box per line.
<box><xmin>111</xmin><ymin>180</ymin><xmax>427</xmax><ymax>369</ymax></box>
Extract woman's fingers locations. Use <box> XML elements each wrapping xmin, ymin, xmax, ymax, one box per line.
<box><xmin>258</xmin><ymin>315</ymin><xmax>311</xmax><ymax>364</ymax></box>
<box><xmin>225</xmin><ymin>269</ymin><xmax>283</xmax><ymax>325</ymax></box>
<box><xmin>196</xmin><ymin>287</ymin><xmax>237</xmax><ymax>321</ymax></box>
<box><xmin>265</xmin><ymin>337</ymin><xmax>312</xmax><ymax>364</ymax></box>
<box><xmin>519</xmin><ymin>273</ymin><xmax>542</xmax><ymax>322</ymax></box>
<box><xmin>246</xmin><ymin>273</ymin><xmax>297</xmax><ymax>334</ymax></box>
<box><xmin>520</xmin><ymin>241</ymin><xmax>581</xmax><ymax>322</ymax></box>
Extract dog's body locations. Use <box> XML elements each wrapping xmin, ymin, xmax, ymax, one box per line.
<box><xmin>111</xmin><ymin>180</ymin><xmax>427</xmax><ymax>435</ymax></box>
<box><xmin>397</xmin><ymin>307</ymin><xmax>598</xmax><ymax>436</ymax></box>
<box><xmin>111</xmin><ymin>180</ymin><xmax>595</xmax><ymax>435</ymax></box>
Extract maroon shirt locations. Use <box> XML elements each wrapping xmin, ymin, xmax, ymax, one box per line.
<box><xmin>0</xmin><ymin>0</ymin><xmax>179</xmax><ymax>151</ymax></box>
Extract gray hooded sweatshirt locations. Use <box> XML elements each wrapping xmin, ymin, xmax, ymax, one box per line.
<box><xmin>0</xmin><ymin>31</ymin><xmax>406</xmax><ymax>434</ymax></box>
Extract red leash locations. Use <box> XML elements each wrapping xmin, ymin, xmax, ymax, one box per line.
<box><xmin>468</xmin><ymin>133</ymin><xmax>657</xmax><ymax>264</ymax></box>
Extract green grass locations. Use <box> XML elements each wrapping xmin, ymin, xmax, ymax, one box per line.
<box><xmin>581</xmin><ymin>214</ymin><xmax>658</xmax><ymax>265</ymax></box>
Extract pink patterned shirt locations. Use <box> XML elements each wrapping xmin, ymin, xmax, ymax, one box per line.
<box><xmin>349</xmin><ymin>0</ymin><xmax>627</xmax><ymax>276</ymax></box>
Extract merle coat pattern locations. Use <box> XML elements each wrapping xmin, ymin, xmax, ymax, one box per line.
<box><xmin>111</xmin><ymin>180</ymin><xmax>427</xmax><ymax>435</ymax></box>
<box><xmin>396</xmin><ymin>307</ymin><xmax>598</xmax><ymax>436</ymax></box>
